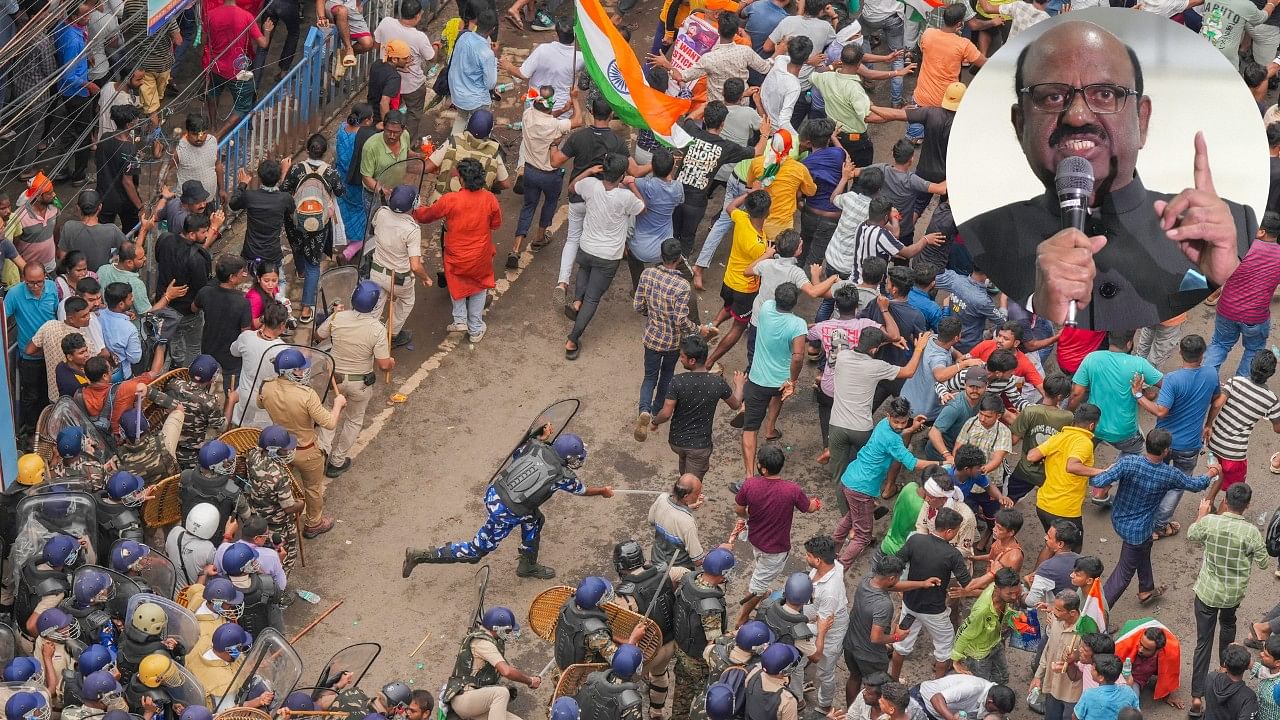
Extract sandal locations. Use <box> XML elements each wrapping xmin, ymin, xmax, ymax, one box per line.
<box><xmin>531</xmin><ymin>235</ymin><xmax>553</xmax><ymax>250</ymax></box>
<box><xmin>765</xmin><ymin>431</ymin><xmax>783</xmax><ymax>442</ymax></box>
<box><xmin>1138</xmin><ymin>585</ymin><xmax>1167</xmax><ymax>606</ymax></box>
<box><xmin>1153</xmin><ymin>521</ymin><xmax>1181</xmax><ymax>541</ymax></box>
<box><xmin>504</xmin><ymin>10</ymin><xmax>525</xmax><ymax>30</ymax></box>
<box><xmin>565</xmin><ymin>341</ymin><xmax>580</xmax><ymax>361</ymax></box>
<box><xmin>1270</xmin><ymin>451</ymin><xmax>1280</xmax><ymax>474</ymax></box>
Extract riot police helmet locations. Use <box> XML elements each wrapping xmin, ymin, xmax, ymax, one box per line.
<box><xmin>610</xmin><ymin>644</ymin><xmax>643</xmax><ymax>680</ymax></box>
<box><xmin>573</xmin><ymin>576</ymin><xmax>614</xmax><ymax>610</ymax></box>
<box><xmin>783</xmin><ymin>572</ymin><xmax>813</xmax><ymax>606</ymax></box>
<box><xmin>761</xmin><ymin>643</ymin><xmax>802</xmax><ymax>675</ymax></box>
<box><xmin>198</xmin><ymin>440</ymin><xmax>237</xmax><ymax>474</ymax></box>
<box><xmin>735</xmin><ymin>621</ymin><xmax>772</xmax><ymax>654</ymax></box>
<box><xmin>42</xmin><ymin>534</ymin><xmax>80</xmax><ymax>568</ymax></box>
<box><xmin>109</xmin><ymin>539</ymin><xmax>150</xmax><ymax>572</ymax></box>
<box><xmin>702</xmin><ymin>548</ymin><xmax>735</xmax><ymax>577</ymax></box>
<box><xmin>351</xmin><ymin>281</ymin><xmax>382</xmax><ymax>313</ymax></box>
<box><xmin>612</xmin><ymin>541</ymin><xmax>646</xmax><ymax>575</ymax></box>
<box><xmin>71</xmin><ymin>567</ymin><xmax>115</xmax><ymax>608</ymax></box>
<box><xmin>105</xmin><ymin>471</ymin><xmax>146</xmax><ymax>506</ymax></box>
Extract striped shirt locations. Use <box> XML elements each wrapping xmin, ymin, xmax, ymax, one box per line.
<box><xmin>824</xmin><ymin>192</ymin><xmax>875</xmax><ymax>275</ymax></box>
<box><xmin>830</xmin><ymin>221</ymin><xmax>902</xmax><ymax>283</ymax></box>
<box><xmin>1208</xmin><ymin>376</ymin><xmax>1280</xmax><ymax>461</ymax></box>
<box><xmin>1217</xmin><ymin>239</ymin><xmax>1280</xmax><ymax>324</ymax></box>
<box><xmin>936</xmin><ymin>368</ymin><xmax>1031</xmax><ymax>412</ymax></box>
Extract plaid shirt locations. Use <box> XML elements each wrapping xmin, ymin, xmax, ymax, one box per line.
<box><xmin>12</xmin><ymin>31</ymin><xmax>57</xmax><ymax>100</ymax></box>
<box><xmin>1187</xmin><ymin>512</ymin><xmax>1269</xmax><ymax>608</ymax></box>
<box><xmin>634</xmin><ymin>264</ymin><xmax>699</xmax><ymax>352</ymax></box>
<box><xmin>1089</xmin><ymin>454</ymin><xmax>1213</xmax><ymax>545</ymax></box>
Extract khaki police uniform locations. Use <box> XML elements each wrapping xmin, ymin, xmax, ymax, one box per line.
<box><xmin>315</xmin><ymin>309</ymin><xmax>391</xmax><ymax>467</ymax></box>
<box><xmin>451</xmin><ymin>636</ymin><xmax>521</xmax><ymax>720</ymax></box>
<box><xmin>258</xmin><ymin>377</ymin><xmax>336</xmax><ymax>528</ymax></box>
<box><xmin>369</xmin><ymin>208</ymin><xmax>422</xmax><ymax>336</ymax></box>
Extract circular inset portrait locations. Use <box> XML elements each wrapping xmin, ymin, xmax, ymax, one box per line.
<box><xmin>947</xmin><ymin>8</ymin><xmax>1267</xmax><ymax>331</ymax></box>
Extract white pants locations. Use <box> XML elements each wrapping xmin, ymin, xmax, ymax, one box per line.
<box><xmin>891</xmin><ymin>606</ymin><xmax>954</xmax><ymax>662</ymax></box>
<box><xmin>450</xmin><ymin>686</ymin><xmax>520</xmax><ymax>720</ymax></box>
<box><xmin>814</xmin><ymin>617</ymin><xmax>848</xmax><ymax>708</ymax></box>
<box><xmin>557</xmin><ymin>201</ymin><xmax>586</xmax><ymax>285</ymax></box>
<box><xmin>370</xmin><ymin>269</ymin><xmax>415</xmax><ymax>335</ymax></box>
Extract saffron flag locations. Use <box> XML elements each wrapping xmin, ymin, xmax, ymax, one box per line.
<box><xmin>1074</xmin><ymin>578</ymin><xmax>1108</xmax><ymax>635</ymax></box>
<box><xmin>574</xmin><ymin>0</ymin><xmax>693</xmax><ymax>147</ymax></box>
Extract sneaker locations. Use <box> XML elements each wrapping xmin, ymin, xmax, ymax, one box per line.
<box><xmin>530</xmin><ymin>9</ymin><xmax>554</xmax><ymax>30</ymax></box>
<box><xmin>634</xmin><ymin>412</ymin><xmax>651</xmax><ymax>442</ymax></box>
<box><xmin>446</xmin><ymin>323</ymin><xmax>467</xmax><ymax>333</ymax></box>
<box><xmin>469</xmin><ymin>328</ymin><xmax>486</xmax><ymax>343</ymax></box>
<box><xmin>303</xmin><ymin>517</ymin><xmax>336</xmax><ymax>538</ymax></box>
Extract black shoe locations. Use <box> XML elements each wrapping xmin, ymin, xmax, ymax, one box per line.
<box><xmin>563</xmin><ymin>303</ymin><xmax>579</xmax><ymax>321</ymax></box>
<box><xmin>516</xmin><ymin>552</ymin><xmax>555</xmax><ymax>579</ymax></box>
<box><xmin>392</xmin><ymin>330</ymin><xmax>413</xmax><ymax>347</ymax></box>
<box><xmin>325</xmin><ymin>458</ymin><xmax>351</xmax><ymax>478</ymax></box>
<box><xmin>505</xmin><ymin>253</ymin><xmax>520</xmax><ymax>270</ymax></box>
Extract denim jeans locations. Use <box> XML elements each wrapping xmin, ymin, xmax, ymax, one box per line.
<box><xmin>516</xmin><ymin>166</ymin><xmax>564</xmax><ymax>237</ymax></box>
<box><xmin>1203</xmin><ymin>313</ymin><xmax>1271</xmax><ymax>378</ymax></box>
<box><xmin>451</xmin><ymin>291</ymin><xmax>487</xmax><ymax>336</ymax></box>
<box><xmin>172</xmin><ymin>312</ymin><xmax>205</xmax><ymax>369</ymax></box>
<box><xmin>569</xmin><ymin>250</ymin><xmax>619</xmax><ymax>343</ymax></box>
<box><xmin>296</xmin><ymin>254</ymin><xmax>321</xmax><ymax>307</ymax></box>
<box><xmin>813</xmin><ymin>263</ymin><xmax>849</xmax><ymax>329</ymax></box>
<box><xmin>695</xmin><ymin>176</ymin><xmax>747</xmax><ymax>268</ymax></box>
<box><xmin>640</xmin><ymin>347</ymin><xmax>680</xmax><ymax>415</ymax></box>
<box><xmin>860</xmin><ymin>14</ymin><xmax>905</xmax><ymax>105</ymax></box>
<box><xmin>173</xmin><ymin>7</ymin><xmax>198</xmax><ymax>66</ymax></box>
<box><xmin>1154</xmin><ymin>447</ymin><xmax>1199</xmax><ymax>530</ymax></box>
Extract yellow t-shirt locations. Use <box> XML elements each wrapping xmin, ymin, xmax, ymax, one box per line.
<box><xmin>1034</xmin><ymin>425</ymin><xmax>1095</xmax><ymax>518</ymax></box>
<box><xmin>724</xmin><ymin>209</ymin><xmax>768</xmax><ymax>294</ymax></box>
<box><xmin>748</xmin><ymin>157</ymin><xmax>817</xmax><ymax>239</ymax></box>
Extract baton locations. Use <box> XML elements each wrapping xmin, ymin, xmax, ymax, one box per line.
<box><xmin>134</xmin><ymin>391</ymin><xmax>144</xmax><ymax>439</ymax></box>
<box><xmin>609</xmin><ymin>489</ymin><xmax>667</xmax><ymax>496</ymax></box>
<box><xmin>538</xmin><ymin>657</ymin><xmax>557</xmax><ymax>678</ymax></box>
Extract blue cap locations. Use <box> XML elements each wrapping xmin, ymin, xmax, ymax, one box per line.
<box><xmin>190</xmin><ymin>354</ymin><xmax>220</xmax><ymax>383</ymax></box>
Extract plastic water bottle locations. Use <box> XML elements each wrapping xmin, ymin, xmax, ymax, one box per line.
<box><xmin>507</xmin><ymin>121</ymin><xmax>523</xmax><ymax>130</ymax></box>
<box><xmin>296</xmin><ymin>589</ymin><xmax>321</xmax><ymax>604</ymax></box>
<box><xmin>495</xmin><ymin>82</ymin><xmax>515</xmax><ymax>93</ymax></box>
<box><xmin>957</xmin><ymin>712</ymin><xmax>968</xmax><ymax>720</ymax></box>
<box><xmin>1026</xmin><ymin>686</ymin><xmax>1041</xmax><ymax>706</ymax></box>
<box><xmin>1122</xmin><ymin>657</ymin><xmax>1133</xmax><ymax>679</ymax></box>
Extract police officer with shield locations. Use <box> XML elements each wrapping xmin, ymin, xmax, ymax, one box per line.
<box><xmin>573</xmin><ymin>644</ymin><xmax>645</xmax><ymax>720</ymax></box>
<box><xmin>15</xmin><ymin>534</ymin><xmax>83</xmax><ymax>641</ymax></box>
<box><xmin>752</xmin><ymin>573</ymin><xmax>823</xmax><ymax>693</ymax></box>
<box><xmin>612</xmin><ymin>541</ymin><xmax>677</xmax><ymax>715</ymax></box>
<box><xmin>553</xmin><ymin>577</ymin><xmax>647</xmax><ymax>671</ymax></box>
<box><xmin>315</xmin><ymin>280</ymin><xmax>394</xmax><ymax>479</ymax></box>
<box><xmin>59</xmin><ymin>568</ymin><xmax>115</xmax><ymax>648</ymax></box>
<box><xmin>742</xmin><ymin>644</ymin><xmax>802</xmax><ymax>720</ymax></box>
<box><xmin>441</xmin><ymin>607</ymin><xmax>540</xmax><ymax>720</ymax></box>
<box><xmin>670</xmin><ymin>548</ymin><xmax>734</xmax><ymax>720</ymax></box>
<box><xmin>95</xmin><ymin>472</ymin><xmax>148</xmax><ymax>554</ymax></box>
<box><xmin>179</xmin><ymin>441</ymin><xmax>247</xmax><ymax>543</ymax></box>
<box><xmin>402</xmin><ymin>433</ymin><xmax>614</xmax><ymax>580</ymax></box>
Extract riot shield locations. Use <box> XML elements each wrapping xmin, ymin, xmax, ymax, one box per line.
<box><xmin>316</xmin><ymin>267</ymin><xmax>361</xmax><ymax>326</ymax></box>
<box><xmin>214</xmin><ymin>628</ymin><xmax>302</xmax><ymax>713</ymax></box>
<box><xmin>10</xmin><ymin>491</ymin><xmax>97</xmax><ymax>591</ymax></box>
<box><xmin>249</xmin><ymin>345</ymin><xmax>336</xmax><ymax>409</ymax></box>
<box><xmin>112</xmin><ymin>540</ymin><xmax>177</xmax><ymax>599</ymax></box>
<box><xmin>0</xmin><ymin>683</ymin><xmax>49</xmax><ymax>716</ymax></box>
<box><xmin>153</xmin><ymin>660</ymin><xmax>207</xmax><ymax>709</ymax></box>
<box><xmin>292</xmin><ymin>685</ymin><xmax>357</xmax><ymax>717</ymax></box>
<box><xmin>26</xmin><ymin>477</ymin><xmax>96</xmax><ymax>495</ymax></box>
<box><xmin>313</xmin><ymin>643</ymin><xmax>381</xmax><ymax>690</ymax></box>
<box><xmin>486</xmin><ymin>399</ymin><xmax>581</xmax><ymax>486</ymax></box>
<box><xmin>75</xmin><ymin>565</ymin><xmax>141</xmax><ymax>621</ymax></box>
<box><xmin>124</xmin><ymin>594</ymin><xmax>200</xmax><ymax>652</ymax></box>
<box><xmin>36</xmin><ymin>397</ymin><xmax>114</xmax><ymax>463</ymax></box>
<box><xmin>0</xmin><ymin>623</ymin><xmax>16</xmax><ymax>667</ymax></box>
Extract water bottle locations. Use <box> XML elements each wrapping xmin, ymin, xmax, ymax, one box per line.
<box><xmin>1259</xmin><ymin>511</ymin><xmax>1269</xmax><ymax>528</ymax></box>
<box><xmin>1026</xmin><ymin>686</ymin><xmax>1041</xmax><ymax>706</ymax></box>
<box><xmin>957</xmin><ymin>712</ymin><xmax>968</xmax><ymax>720</ymax></box>
<box><xmin>1122</xmin><ymin>657</ymin><xmax>1133</xmax><ymax>679</ymax></box>
<box><xmin>507</xmin><ymin>121</ymin><xmax>523</xmax><ymax>130</ymax></box>
<box><xmin>297</xmin><ymin>589</ymin><xmax>321</xmax><ymax>604</ymax></box>
<box><xmin>495</xmin><ymin>82</ymin><xmax>515</xmax><ymax>93</ymax></box>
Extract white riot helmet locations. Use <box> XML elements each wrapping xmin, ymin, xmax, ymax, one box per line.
<box><xmin>185</xmin><ymin>503</ymin><xmax>221</xmax><ymax>540</ymax></box>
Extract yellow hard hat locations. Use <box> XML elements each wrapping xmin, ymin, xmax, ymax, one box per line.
<box><xmin>17</xmin><ymin>454</ymin><xmax>47</xmax><ymax>486</ymax></box>
<box><xmin>137</xmin><ymin>653</ymin><xmax>177</xmax><ymax>688</ymax></box>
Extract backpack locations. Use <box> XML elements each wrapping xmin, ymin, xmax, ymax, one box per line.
<box><xmin>1266</xmin><ymin>506</ymin><xmax>1280</xmax><ymax>557</ymax></box>
<box><xmin>293</xmin><ymin>160</ymin><xmax>335</xmax><ymax>235</ymax></box>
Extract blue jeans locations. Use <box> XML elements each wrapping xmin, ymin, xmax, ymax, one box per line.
<box><xmin>814</xmin><ymin>263</ymin><xmax>848</xmax><ymax>326</ymax></box>
<box><xmin>1154</xmin><ymin>447</ymin><xmax>1200</xmax><ymax>530</ymax></box>
<box><xmin>444</xmin><ymin>487</ymin><xmax>545</xmax><ymax>558</ymax></box>
<box><xmin>640</xmin><ymin>347</ymin><xmax>680</xmax><ymax>415</ymax></box>
<box><xmin>860</xmin><ymin>14</ymin><xmax>905</xmax><ymax>105</ymax></box>
<box><xmin>696</xmin><ymin>175</ymin><xmax>747</xmax><ymax>268</ymax></box>
<box><xmin>451</xmin><ymin>291</ymin><xmax>486</xmax><ymax>337</ymax></box>
<box><xmin>516</xmin><ymin>166</ymin><xmax>564</xmax><ymax>237</ymax></box>
<box><xmin>1203</xmin><ymin>313</ymin><xmax>1270</xmax><ymax>377</ymax></box>
<box><xmin>173</xmin><ymin>7</ymin><xmax>198</xmax><ymax>66</ymax></box>
<box><xmin>296</xmin><ymin>254</ymin><xmax>321</xmax><ymax>307</ymax></box>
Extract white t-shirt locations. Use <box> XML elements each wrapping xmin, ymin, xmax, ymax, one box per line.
<box><xmin>750</xmin><ymin>257</ymin><xmax>811</xmax><ymax>326</ymax></box>
<box><xmin>575</xmin><ymin>177</ymin><xmax>644</xmax><ymax>260</ymax></box>
<box><xmin>96</xmin><ymin>82</ymin><xmax>137</xmax><ymax>140</ymax></box>
<box><xmin>768</xmin><ymin>16</ymin><xmax>836</xmax><ymax>86</ymax></box>
<box><xmin>761</xmin><ymin>56</ymin><xmax>802</xmax><ymax>132</ymax></box>
<box><xmin>87</xmin><ymin>10</ymin><xmax>119</xmax><ymax>81</ymax></box>
<box><xmin>916</xmin><ymin>675</ymin><xmax>995</xmax><ymax>717</ymax></box>
<box><xmin>230</xmin><ymin>329</ymin><xmax>285</xmax><ymax>428</ymax></box>
<box><xmin>520</xmin><ymin>41</ymin><xmax>583</xmax><ymax>111</ymax></box>
<box><xmin>373</xmin><ymin>17</ymin><xmax>436</xmax><ymax>93</ymax></box>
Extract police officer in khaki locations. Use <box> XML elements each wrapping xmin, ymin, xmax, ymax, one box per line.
<box><xmin>442</xmin><ymin>607</ymin><xmax>541</xmax><ymax>720</ymax></box>
<box><xmin>369</xmin><ymin>184</ymin><xmax>433</xmax><ymax>348</ymax></box>
<box><xmin>258</xmin><ymin>347</ymin><xmax>346</xmax><ymax>538</ymax></box>
<box><xmin>315</xmin><ymin>279</ymin><xmax>394</xmax><ymax>478</ymax></box>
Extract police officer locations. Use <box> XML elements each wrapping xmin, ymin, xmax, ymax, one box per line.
<box><xmin>403</xmin><ymin>433</ymin><xmax>613</xmax><ymax>580</ymax></box>
<box><xmin>551</xmin><ymin>697</ymin><xmax>580</xmax><ymax>720</ymax></box>
<box><xmin>441</xmin><ymin>607</ymin><xmax>540</xmax><ymax>720</ymax></box>
<box><xmin>125</xmin><ymin>654</ymin><xmax>187</xmax><ymax>720</ymax></box>
<box><xmin>553</xmin><ymin>577</ymin><xmax>647</xmax><ymax>671</ymax></box>
<box><xmin>15</xmin><ymin>534</ymin><xmax>81</xmax><ymax>641</ymax></box>
<box><xmin>243</xmin><ymin>426</ymin><xmax>304</xmax><ymax>571</ymax></box>
<box><xmin>96</xmin><ymin>472</ymin><xmax>148</xmax><ymax>553</ymax></box>
<box><xmin>183</xmin><ymin>576</ymin><xmax>242</xmax><ymax>659</ymax></box>
<box><xmin>258</xmin><ymin>348</ymin><xmax>347</xmax><ymax>539</ymax></box>
<box><xmin>6</xmin><ymin>692</ymin><xmax>51</xmax><ymax>720</ymax></box>
<box><xmin>60</xmin><ymin>568</ymin><xmax>115</xmax><ymax>648</ymax></box>
<box><xmin>753</xmin><ymin>573</ymin><xmax>819</xmax><ymax>692</ymax></box>
<box><xmin>33</xmin><ymin>608</ymin><xmax>80</xmax><ymax>703</ymax></box>
<box><xmin>188</xmin><ymin>623</ymin><xmax>260</xmax><ymax>711</ymax></box>
<box><xmin>51</xmin><ymin>427</ymin><xmax>107</xmax><ymax>489</ymax></box>
<box><xmin>217</xmin><ymin>542</ymin><xmax>284</xmax><ymax>638</ymax></box>
<box><xmin>573</xmin><ymin>644</ymin><xmax>644</xmax><ymax>720</ymax></box>
<box><xmin>702</xmin><ymin>684</ymin><xmax>736</xmax><ymax>720</ymax></box>
<box><xmin>116</xmin><ymin>407</ymin><xmax>183</xmax><ymax>488</ymax></box>
<box><xmin>179</xmin><ymin>441</ymin><xmax>246</xmax><ymax>542</ymax></box>
<box><xmin>61</xmin><ymin>670</ymin><xmax>127</xmax><ymax>720</ymax></box>
<box><xmin>118</xmin><ymin>602</ymin><xmax>185</xmax><ymax>683</ymax></box>
<box><xmin>368</xmin><ymin>185</ymin><xmax>434</xmax><ymax>348</ymax></box>
<box><xmin>686</xmin><ymin>621</ymin><xmax>772</xmax><ymax>720</ymax></box>
<box><xmin>62</xmin><ymin>644</ymin><xmax>115</xmax><ymax>708</ymax></box>
<box><xmin>315</xmin><ymin>280</ymin><xmax>394</xmax><ymax>479</ymax></box>
<box><xmin>670</xmin><ymin>548</ymin><xmax>734</xmax><ymax>720</ymax></box>
<box><xmin>612</xmin><ymin>541</ymin><xmax>677</xmax><ymax>715</ymax></box>
<box><xmin>169</xmin><ymin>355</ymin><xmax>228</xmax><ymax>470</ymax></box>
<box><xmin>742</xmin><ymin>644</ymin><xmax>802</xmax><ymax>720</ymax></box>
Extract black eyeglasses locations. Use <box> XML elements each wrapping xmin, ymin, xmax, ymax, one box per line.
<box><xmin>1018</xmin><ymin>83</ymin><xmax>1139</xmax><ymax>114</ymax></box>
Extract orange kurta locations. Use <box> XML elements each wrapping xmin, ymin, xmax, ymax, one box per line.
<box><xmin>413</xmin><ymin>189</ymin><xmax>502</xmax><ymax>301</ymax></box>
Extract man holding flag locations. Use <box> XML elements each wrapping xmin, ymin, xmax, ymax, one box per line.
<box><xmin>1114</xmin><ymin>619</ymin><xmax>1185</xmax><ymax>710</ymax></box>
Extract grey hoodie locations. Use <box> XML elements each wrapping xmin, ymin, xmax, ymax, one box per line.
<box><xmin>1204</xmin><ymin>671</ymin><xmax>1259</xmax><ymax>720</ymax></box>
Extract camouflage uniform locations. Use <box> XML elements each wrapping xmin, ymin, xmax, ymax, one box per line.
<box><xmin>244</xmin><ymin>448</ymin><xmax>301</xmax><ymax>571</ymax></box>
<box><xmin>167</xmin><ymin>378</ymin><xmax>225</xmax><ymax>469</ymax></box>
<box><xmin>51</xmin><ymin>457</ymin><xmax>109</xmax><ymax>491</ymax></box>
<box><xmin>117</xmin><ymin>433</ymin><xmax>180</xmax><ymax>487</ymax></box>
<box><xmin>671</xmin><ymin>574</ymin><xmax>726</xmax><ymax>720</ymax></box>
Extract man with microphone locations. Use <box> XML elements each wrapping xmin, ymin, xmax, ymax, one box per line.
<box><xmin>957</xmin><ymin>20</ymin><xmax>1254</xmax><ymax>331</ymax></box>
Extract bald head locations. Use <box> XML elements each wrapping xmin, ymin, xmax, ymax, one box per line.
<box><xmin>1012</xmin><ymin>21</ymin><xmax>1149</xmax><ymax>200</ymax></box>
<box><xmin>672</xmin><ymin>474</ymin><xmax>703</xmax><ymax>506</ymax></box>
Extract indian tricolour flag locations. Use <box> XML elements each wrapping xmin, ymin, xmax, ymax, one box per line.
<box><xmin>901</xmin><ymin>0</ymin><xmax>946</xmax><ymax>24</ymax></box>
<box><xmin>1074</xmin><ymin>578</ymin><xmax>1109</xmax><ymax>635</ymax></box>
<box><xmin>574</xmin><ymin>0</ymin><xmax>692</xmax><ymax>147</ymax></box>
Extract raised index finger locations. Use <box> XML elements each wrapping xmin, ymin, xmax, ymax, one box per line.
<box><xmin>1193</xmin><ymin>130</ymin><xmax>1216</xmax><ymax>195</ymax></box>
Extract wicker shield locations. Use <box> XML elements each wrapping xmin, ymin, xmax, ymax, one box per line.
<box><xmin>142</xmin><ymin>474</ymin><xmax>182</xmax><ymax>528</ymax></box>
<box><xmin>213</xmin><ymin>708</ymin><xmax>270</xmax><ymax>720</ymax></box>
<box><xmin>550</xmin><ymin>663</ymin><xmax>607</xmax><ymax>703</ymax></box>
<box><xmin>144</xmin><ymin>368</ymin><xmax>190</xmax><ymax>426</ymax></box>
<box><xmin>220</xmin><ymin>427</ymin><xmax>306</xmax><ymax>568</ymax></box>
<box><xmin>527</xmin><ymin>586</ymin><xmax>663</xmax><ymax>661</ymax></box>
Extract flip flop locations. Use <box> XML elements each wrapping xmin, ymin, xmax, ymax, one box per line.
<box><xmin>341</xmin><ymin>50</ymin><xmax>357</xmax><ymax>67</ymax></box>
<box><xmin>565</xmin><ymin>342</ymin><xmax>580</xmax><ymax>361</ymax></box>
<box><xmin>531</xmin><ymin>236</ymin><xmax>553</xmax><ymax>250</ymax></box>
<box><xmin>1270</xmin><ymin>451</ymin><xmax>1280</xmax><ymax>474</ymax></box>
<box><xmin>765</xmin><ymin>431</ymin><xmax>783</xmax><ymax>442</ymax></box>
<box><xmin>1153</xmin><ymin>521</ymin><xmax>1181</xmax><ymax>541</ymax></box>
<box><xmin>1245</xmin><ymin>631</ymin><xmax>1265</xmax><ymax>650</ymax></box>
<box><xmin>504</xmin><ymin>11</ymin><xmax>525</xmax><ymax>30</ymax></box>
<box><xmin>1138</xmin><ymin>585</ymin><xmax>1167</xmax><ymax>606</ymax></box>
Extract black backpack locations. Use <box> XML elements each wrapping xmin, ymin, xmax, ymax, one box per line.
<box><xmin>1266</xmin><ymin>507</ymin><xmax>1280</xmax><ymax>557</ymax></box>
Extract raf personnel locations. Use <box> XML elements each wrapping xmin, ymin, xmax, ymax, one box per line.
<box><xmin>180</xmin><ymin>441</ymin><xmax>246</xmax><ymax>542</ymax></box>
<box><xmin>554</xmin><ymin>577</ymin><xmax>647</xmax><ymax>670</ymax></box>
<box><xmin>612</xmin><ymin>541</ymin><xmax>676</xmax><ymax>715</ymax></box>
<box><xmin>573</xmin><ymin>644</ymin><xmax>645</xmax><ymax>720</ymax></box>
<box><xmin>442</xmin><ymin>607</ymin><xmax>541</xmax><ymax>720</ymax></box>
<box><xmin>314</xmin><ymin>280</ymin><xmax>394</xmax><ymax>479</ymax></box>
<box><xmin>96</xmin><ymin>471</ymin><xmax>149</xmax><ymax>552</ymax></box>
<box><xmin>169</xmin><ymin>355</ymin><xmax>228</xmax><ymax>470</ymax></box>
<box><xmin>258</xmin><ymin>348</ymin><xmax>347</xmax><ymax>539</ymax></box>
<box><xmin>670</xmin><ymin>548</ymin><xmax>735</xmax><ymax>720</ymax></box>
<box><xmin>243</xmin><ymin>426</ymin><xmax>304</xmax><ymax>571</ymax></box>
<box><xmin>116</xmin><ymin>407</ymin><xmax>183</xmax><ymax>487</ymax></box>
<box><xmin>743</xmin><ymin>644</ymin><xmax>804</xmax><ymax>720</ymax></box>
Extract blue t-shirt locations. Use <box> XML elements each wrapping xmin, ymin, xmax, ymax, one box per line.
<box><xmin>630</xmin><ymin>176</ymin><xmax>685</xmax><ymax>263</ymax></box>
<box><xmin>801</xmin><ymin>146</ymin><xmax>845</xmax><ymax>214</ymax></box>
<box><xmin>1074</xmin><ymin>351</ymin><xmax>1163</xmax><ymax>443</ymax></box>
<box><xmin>743</xmin><ymin>0</ymin><xmax>788</xmax><ymax>53</ymax></box>
<box><xmin>907</xmin><ymin>287</ymin><xmax>945</xmax><ymax>331</ymax></box>
<box><xmin>949</xmin><ymin>468</ymin><xmax>990</xmax><ymax>497</ymax></box>
<box><xmin>858</xmin><ymin>299</ymin><xmax>927</xmax><ymax>366</ymax></box>
<box><xmin>841</xmin><ymin>417</ymin><xmax>918</xmax><ymax>496</ymax></box>
<box><xmin>901</xmin><ymin>337</ymin><xmax>952</xmax><ymax>421</ymax></box>
<box><xmin>935</xmin><ymin>269</ymin><xmax>1003</xmax><ymax>353</ymax></box>
<box><xmin>3</xmin><ymin>280</ymin><xmax>58</xmax><ymax>360</ymax></box>
<box><xmin>1154</xmin><ymin>365</ymin><xmax>1220</xmax><ymax>451</ymax></box>
<box><xmin>749</xmin><ymin>300</ymin><xmax>808</xmax><ymax>388</ymax></box>
<box><xmin>1074</xmin><ymin>683</ymin><xmax>1139</xmax><ymax>720</ymax></box>
<box><xmin>926</xmin><ymin>394</ymin><xmax>979</xmax><ymax>460</ymax></box>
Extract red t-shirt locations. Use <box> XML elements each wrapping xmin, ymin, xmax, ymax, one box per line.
<box><xmin>969</xmin><ymin>339</ymin><xmax>1044</xmax><ymax>388</ymax></box>
<box><xmin>205</xmin><ymin>4</ymin><xmax>262</xmax><ymax>80</ymax></box>
<box><xmin>734</xmin><ymin>476</ymin><xmax>810</xmax><ymax>554</ymax></box>
<box><xmin>1056</xmin><ymin>327</ymin><xmax>1107</xmax><ymax>375</ymax></box>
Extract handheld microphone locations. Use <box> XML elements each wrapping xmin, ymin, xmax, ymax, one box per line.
<box><xmin>1055</xmin><ymin>156</ymin><xmax>1094</xmax><ymax>326</ymax></box>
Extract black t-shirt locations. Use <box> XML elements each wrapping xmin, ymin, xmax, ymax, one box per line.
<box><xmin>895</xmin><ymin>532</ymin><xmax>970</xmax><ymax>615</ymax></box>
<box><xmin>666</xmin><ymin>371</ymin><xmax>732</xmax><ymax>449</ymax></box>
<box><xmin>367</xmin><ymin>61</ymin><xmax>403</xmax><ymax>122</ymax></box>
<box><xmin>904</xmin><ymin>106</ymin><xmax>954</xmax><ymax>184</ymax></box>
<box><xmin>559</xmin><ymin>126</ymin><xmax>627</xmax><ymax>203</ymax></box>
<box><xmin>193</xmin><ymin>285</ymin><xmax>251</xmax><ymax>373</ymax></box>
<box><xmin>229</xmin><ymin>186</ymin><xmax>295</xmax><ymax>265</ymax></box>
<box><xmin>674</xmin><ymin>119</ymin><xmax>754</xmax><ymax>203</ymax></box>
<box><xmin>845</xmin><ymin>575</ymin><xmax>895</xmax><ymax>664</ymax></box>
<box><xmin>1268</xmin><ymin>157</ymin><xmax>1280</xmax><ymax>214</ymax></box>
<box><xmin>154</xmin><ymin>232</ymin><xmax>212</xmax><ymax>315</ymax></box>
<box><xmin>95</xmin><ymin>136</ymin><xmax>140</xmax><ymax>211</ymax></box>
<box><xmin>858</xmin><ymin>299</ymin><xmax>927</xmax><ymax>366</ymax></box>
